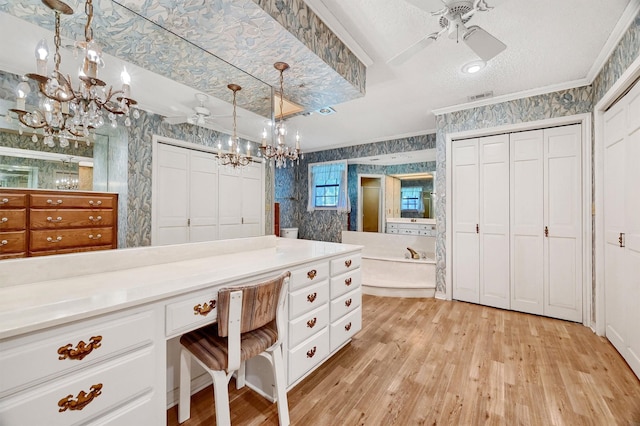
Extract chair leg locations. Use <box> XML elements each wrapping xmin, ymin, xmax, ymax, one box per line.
<box><xmin>211</xmin><ymin>370</ymin><xmax>232</xmax><ymax>426</ymax></box>
<box><xmin>236</xmin><ymin>360</ymin><xmax>246</xmax><ymax>389</ymax></box>
<box><xmin>178</xmin><ymin>347</ymin><xmax>192</xmax><ymax>424</ymax></box>
<box><xmin>270</xmin><ymin>345</ymin><xmax>290</xmax><ymax>426</ymax></box>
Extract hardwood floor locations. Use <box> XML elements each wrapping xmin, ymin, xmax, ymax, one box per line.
<box><xmin>167</xmin><ymin>295</ymin><xmax>640</xmax><ymax>425</ymax></box>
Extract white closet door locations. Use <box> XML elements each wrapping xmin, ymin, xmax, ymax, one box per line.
<box><xmin>479</xmin><ymin>134</ymin><xmax>510</xmax><ymax>309</ymax></box>
<box><xmin>240</xmin><ymin>163</ymin><xmax>263</xmax><ymax>238</ymax></box>
<box><xmin>218</xmin><ymin>171</ymin><xmax>243</xmax><ymax>239</ymax></box>
<box><xmin>155</xmin><ymin>144</ymin><xmax>190</xmax><ymax>245</ymax></box>
<box><xmin>452</xmin><ymin>139</ymin><xmax>480</xmax><ymax>304</ymax></box>
<box><xmin>510</xmin><ymin>130</ymin><xmax>544</xmax><ymax>315</ymax></box>
<box><xmin>189</xmin><ymin>151</ymin><xmax>218</xmax><ymax>242</ymax></box>
<box><xmin>544</xmin><ymin>125</ymin><xmax>582</xmax><ymax>322</ymax></box>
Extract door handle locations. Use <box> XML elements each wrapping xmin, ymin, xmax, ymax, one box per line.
<box><xmin>544</xmin><ymin>226</ymin><xmax>549</xmax><ymax>237</ymax></box>
<box><xmin>476</xmin><ymin>224</ymin><xmax>479</xmax><ymax>234</ymax></box>
<box><xmin>619</xmin><ymin>232</ymin><xmax>625</xmax><ymax>248</ymax></box>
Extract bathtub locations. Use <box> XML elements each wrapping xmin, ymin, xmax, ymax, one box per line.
<box><xmin>341</xmin><ymin>231</ymin><xmax>436</xmax><ymax>298</ymax></box>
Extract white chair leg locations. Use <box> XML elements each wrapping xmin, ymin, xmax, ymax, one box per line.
<box><xmin>236</xmin><ymin>360</ymin><xmax>246</xmax><ymax>389</ymax></box>
<box><xmin>178</xmin><ymin>347</ymin><xmax>192</xmax><ymax>423</ymax></box>
<box><xmin>212</xmin><ymin>370</ymin><xmax>232</xmax><ymax>426</ymax></box>
<box><xmin>270</xmin><ymin>345</ymin><xmax>290</xmax><ymax>426</ymax></box>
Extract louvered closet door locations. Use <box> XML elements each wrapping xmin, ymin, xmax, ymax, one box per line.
<box><xmin>478</xmin><ymin>134</ymin><xmax>510</xmax><ymax>309</ymax></box>
<box><xmin>156</xmin><ymin>143</ymin><xmax>190</xmax><ymax>245</ymax></box>
<box><xmin>452</xmin><ymin>138</ymin><xmax>480</xmax><ymax>304</ymax></box>
<box><xmin>189</xmin><ymin>150</ymin><xmax>218</xmax><ymax>242</ymax></box>
<box><xmin>510</xmin><ymin>130</ymin><xmax>544</xmax><ymax>315</ymax></box>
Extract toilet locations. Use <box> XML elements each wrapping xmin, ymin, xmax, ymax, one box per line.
<box><xmin>280</xmin><ymin>227</ymin><xmax>298</xmax><ymax>239</ymax></box>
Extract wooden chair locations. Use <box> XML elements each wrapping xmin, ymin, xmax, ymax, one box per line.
<box><xmin>178</xmin><ymin>271</ymin><xmax>291</xmax><ymax>425</ymax></box>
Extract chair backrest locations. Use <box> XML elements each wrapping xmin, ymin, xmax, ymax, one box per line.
<box><xmin>217</xmin><ymin>271</ymin><xmax>290</xmax><ymax>337</ymax></box>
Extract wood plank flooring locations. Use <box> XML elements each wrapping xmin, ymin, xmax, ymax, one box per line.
<box><xmin>167</xmin><ymin>295</ymin><xmax>640</xmax><ymax>425</ymax></box>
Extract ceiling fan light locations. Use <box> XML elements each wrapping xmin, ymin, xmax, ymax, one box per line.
<box><xmin>462</xmin><ymin>60</ymin><xmax>486</xmax><ymax>74</ymax></box>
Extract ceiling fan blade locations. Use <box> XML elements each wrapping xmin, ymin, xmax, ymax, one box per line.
<box><xmin>404</xmin><ymin>0</ymin><xmax>448</xmax><ymax>13</ymax></box>
<box><xmin>163</xmin><ymin>116</ymin><xmax>189</xmax><ymax>125</ymax></box>
<box><xmin>463</xmin><ymin>25</ymin><xmax>506</xmax><ymax>61</ymax></box>
<box><xmin>387</xmin><ymin>34</ymin><xmax>437</xmax><ymax>66</ymax></box>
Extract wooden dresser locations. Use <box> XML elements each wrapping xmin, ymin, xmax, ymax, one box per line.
<box><xmin>0</xmin><ymin>189</ymin><xmax>117</xmax><ymax>259</ymax></box>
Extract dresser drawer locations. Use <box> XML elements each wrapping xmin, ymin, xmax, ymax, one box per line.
<box><xmin>0</xmin><ymin>347</ymin><xmax>155</xmax><ymax>426</ymax></box>
<box><xmin>165</xmin><ymin>289</ymin><xmax>218</xmax><ymax>337</ymax></box>
<box><xmin>0</xmin><ymin>209</ymin><xmax>26</xmax><ymax>231</ymax></box>
<box><xmin>30</xmin><ymin>193</ymin><xmax>116</xmax><ymax>209</ymax></box>
<box><xmin>0</xmin><ymin>252</ymin><xmax>26</xmax><ymax>260</ymax></box>
<box><xmin>0</xmin><ymin>193</ymin><xmax>26</xmax><ymax>208</ymax></box>
<box><xmin>386</xmin><ymin>223</ymin><xmax>399</xmax><ymax>229</ymax></box>
<box><xmin>289</xmin><ymin>262</ymin><xmax>329</xmax><ymax>291</ymax></box>
<box><xmin>288</xmin><ymin>328</ymin><xmax>329</xmax><ymax>385</ymax></box>
<box><xmin>330</xmin><ymin>269</ymin><xmax>361</xmax><ymax>299</ymax></box>
<box><xmin>330</xmin><ymin>254</ymin><xmax>360</xmax><ymax>276</ymax></box>
<box><xmin>0</xmin><ymin>230</ymin><xmax>26</xmax><ymax>254</ymax></box>
<box><xmin>0</xmin><ymin>310</ymin><xmax>155</xmax><ymax>396</ymax></box>
<box><xmin>399</xmin><ymin>228</ymin><xmax>420</xmax><ymax>235</ymax></box>
<box><xmin>30</xmin><ymin>227</ymin><xmax>114</xmax><ymax>251</ymax></box>
<box><xmin>289</xmin><ymin>304</ymin><xmax>329</xmax><ymax>348</ymax></box>
<box><xmin>330</xmin><ymin>307</ymin><xmax>362</xmax><ymax>352</ymax></box>
<box><xmin>289</xmin><ymin>279</ymin><xmax>329</xmax><ymax>320</ymax></box>
<box><xmin>386</xmin><ymin>228</ymin><xmax>399</xmax><ymax>234</ymax></box>
<box><xmin>330</xmin><ymin>288</ymin><xmax>362</xmax><ymax>323</ymax></box>
<box><xmin>29</xmin><ymin>245</ymin><xmax>113</xmax><ymax>257</ymax></box>
<box><xmin>30</xmin><ymin>209</ymin><xmax>115</xmax><ymax>229</ymax></box>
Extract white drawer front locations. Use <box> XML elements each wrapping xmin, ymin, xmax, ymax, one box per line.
<box><xmin>399</xmin><ymin>228</ymin><xmax>420</xmax><ymax>235</ymax></box>
<box><xmin>386</xmin><ymin>223</ymin><xmax>399</xmax><ymax>229</ymax></box>
<box><xmin>289</xmin><ymin>304</ymin><xmax>329</xmax><ymax>348</ymax></box>
<box><xmin>0</xmin><ymin>347</ymin><xmax>155</xmax><ymax>426</ymax></box>
<box><xmin>330</xmin><ymin>269</ymin><xmax>361</xmax><ymax>299</ymax></box>
<box><xmin>288</xmin><ymin>328</ymin><xmax>329</xmax><ymax>385</ymax></box>
<box><xmin>91</xmin><ymin>394</ymin><xmax>158</xmax><ymax>425</ymax></box>
<box><xmin>330</xmin><ymin>289</ymin><xmax>362</xmax><ymax>323</ymax></box>
<box><xmin>165</xmin><ymin>288</ymin><xmax>218</xmax><ymax>337</ymax></box>
<box><xmin>330</xmin><ymin>254</ymin><xmax>361</xmax><ymax>276</ymax></box>
<box><xmin>330</xmin><ymin>307</ymin><xmax>362</xmax><ymax>352</ymax></box>
<box><xmin>0</xmin><ymin>310</ymin><xmax>154</xmax><ymax>396</ymax></box>
<box><xmin>289</xmin><ymin>280</ymin><xmax>329</xmax><ymax>320</ymax></box>
<box><xmin>387</xmin><ymin>228</ymin><xmax>399</xmax><ymax>234</ymax></box>
<box><xmin>289</xmin><ymin>262</ymin><xmax>329</xmax><ymax>292</ymax></box>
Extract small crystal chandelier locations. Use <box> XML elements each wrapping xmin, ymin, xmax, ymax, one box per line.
<box><xmin>260</xmin><ymin>62</ymin><xmax>302</xmax><ymax>168</ymax></box>
<box><xmin>56</xmin><ymin>157</ymin><xmax>79</xmax><ymax>190</ymax></box>
<box><xmin>217</xmin><ymin>84</ymin><xmax>252</xmax><ymax>168</ymax></box>
<box><xmin>9</xmin><ymin>0</ymin><xmax>138</xmax><ymax>148</ymax></box>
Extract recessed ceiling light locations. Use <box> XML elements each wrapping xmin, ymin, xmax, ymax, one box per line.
<box><xmin>316</xmin><ymin>106</ymin><xmax>336</xmax><ymax>115</ymax></box>
<box><xmin>462</xmin><ymin>60</ymin><xmax>486</xmax><ymax>74</ymax></box>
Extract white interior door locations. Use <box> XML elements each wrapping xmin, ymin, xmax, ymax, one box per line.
<box><xmin>510</xmin><ymin>129</ymin><xmax>544</xmax><ymax>315</ymax></box>
<box><xmin>218</xmin><ymin>171</ymin><xmax>243</xmax><ymax>239</ymax></box>
<box><xmin>479</xmin><ymin>134</ymin><xmax>510</xmax><ymax>309</ymax></box>
<box><xmin>452</xmin><ymin>138</ymin><xmax>480</xmax><ymax>304</ymax></box>
<box><xmin>543</xmin><ymin>124</ymin><xmax>582</xmax><ymax>322</ymax></box>
<box><xmin>241</xmin><ymin>163</ymin><xmax>263</xmax><ymax>238</ymax></box>
<box><xmin>155</xmin><ymin>143</ymin><xmax>189</xmax><ymax>245</ymax></box>
<box><xmin>189</xmin><ymin>151</ymin><xmax>218</xmax><ymax>242</ymax></box>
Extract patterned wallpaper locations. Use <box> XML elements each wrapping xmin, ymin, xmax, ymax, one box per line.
<box><xmin>275</xmin><ymin>133</ymin><xmax>436</xmax><ymax>242</ymax></box>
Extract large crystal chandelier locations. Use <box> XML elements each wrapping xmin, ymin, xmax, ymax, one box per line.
<box><xmin>9</xmin><ymin>0</ymin><xmax>138</xmax><ymax>148</ymax></box>
<box><xmin>217</xmin><ymin>84</ymin><xmax>252</xmax><ymax>168</ymax></box>
<box><xmin>259</xmin><ymin>62</ymin><xmax>302</xmax><ymax>168</ymax></box>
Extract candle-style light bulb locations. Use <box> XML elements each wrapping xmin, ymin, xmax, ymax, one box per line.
<box><xmin>295</xmin><ymin>131</ymin><xmax>300</xmax><ymax>150</ymax></box>
<box><xmin>15</xmin><ymin>81</ymin><xmax>30</xmax><ymax>111</ymax></box>
<box><xmin>261</xmin><ymin>128</ymin><xmax>267</xmax><ymax>147</ymax></box>
<box><xmin>35</xmin><ymin>39</ymin><xmax>49</xmax><ymax>75</ymax></box>
<box><xmin>120</xmin><ymin>66</ymin><xmax>131</xmax><ymax>98</ymax></box>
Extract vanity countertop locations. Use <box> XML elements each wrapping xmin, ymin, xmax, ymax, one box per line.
<box><xmin>0</xmin><ymin>236</ymin><xmax>362</xmax><ymax>340</ymax></box>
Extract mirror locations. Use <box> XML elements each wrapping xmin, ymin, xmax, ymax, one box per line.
<box><xmin>389</xmin><ymin>172</ymin><xmax>435</xmax><ymax>220</ymax></box>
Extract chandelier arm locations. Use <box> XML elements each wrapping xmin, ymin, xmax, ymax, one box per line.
<box><xmin>10</xmin><ymin>110</ymin><xmax>48</xmax><ymax>129</ymax></box>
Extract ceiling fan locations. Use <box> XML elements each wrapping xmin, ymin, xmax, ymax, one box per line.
<box><xmin>388</xmin><ymin>0</ymin><xmax>506</xmax><ymax>65</ymax></box>
<box><xmin>163</xmin><ymin>93</ymin><xmax>231</xmax><ymax>126</ymax></box>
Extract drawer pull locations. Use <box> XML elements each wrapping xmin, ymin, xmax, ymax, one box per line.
<box><xmin>306</xmin><ymin>292</ymin><xmax>317</xmax><ymax>303</ymax></box>
<box><xmin>88</xmin><ymin>234</ymin><xmax>102</xmax><ymax>240</ymax></box>
<box><xmin>345</xmin><ymin>322</ymin><xmax>352</xmax><ymax>332</ymax></box>
<box><xmin>88</xmin><ymin>215</ymin><xmax>102</xmax><ymax>222</ymax></box>
<box><xmin>345</xmin><ymin>259</ymin><xmax>352</xmax><ymax>268</ymax></box>
<box><xmin>58</xmin><ymin>383</ymin><xmax>103</xmax><ymax>412</ymax></box>
<box><xmin>306</xmin><ymin>346</ymin><xmax>317</xmax><ymax>358</ymax></box>
<box><xmin>306</xmin><ymin>317</ymin><xmax>317</xmax><ymax>328</ymax></box>
<box><xmin>345</xmin><ymin>277</ymin><xmax>352</xmax><ymax>286</ymax></box>
<box><xmin>307</xmin><ymin>269</ymin><xmax>317</xmax><ymax>280</ymax></box>
<box><xmin>47</xmin><ymin>199</ymin><xmax>63</xmax><ymax>205</ymax></box>
<box><xmin>89</xmin><ymin>200</ymin><xmax>103</xmax><ymax>206</ymax></box>
<box><xmin>0</xmin><ymin>198</ymin><xmax>8</xmax><ymax>204</ymax></box>
<box><xmin>47</xmin><ymin>216</ymin><xmax>63</xmax><ymax>223</ymax></box>
<box><xmin>47</xmin><ymin>236</ymin><xmax>63</xmax><ymax>243</ymax></box>
<box><xmin>1</xmin><ymin>240</ymin><xmax>7</xmax><ymax>246</ymax></box>
<box><xmin>1</xmin><ymin>217</ymin><xmax>7</xmax><ymax>223</ymax></box>
<box><xmin>58</xmin><ymin>336</ymin><xmax>102</xmax><ymax>361</ymax></box>
<box><xmin>345</xmin><ymin>298</ymin><xmax>352</xmax><ymax>308</ymax></box>
<box><xmin>194</xmin><ymin>300</ymin><xmax>216</xmax><ymax>316</ymax></box>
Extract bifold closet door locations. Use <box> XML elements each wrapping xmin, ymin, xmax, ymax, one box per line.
<box><xmin>156</xmin><ymin>144</ymin><xmax>190</xmax><ymax>245</ymax></box>
<box><xmin>188</xmin><ymin>151</ymin><xmax>218</xmax><ymax>242</ymax></box>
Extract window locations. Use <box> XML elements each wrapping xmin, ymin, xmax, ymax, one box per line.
<box><xmin>401</xmin><ymin>187</ymin><xmax>424</xmax><ymax>212</ymax></box>
<box><xmin>307</xmin><ymin>161</ymin><xmax>350</xmax><ymax>212</ymax></box>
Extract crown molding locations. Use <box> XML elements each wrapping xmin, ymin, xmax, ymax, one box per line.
<box><xmin>303</xmin><ymin>128</ymin><xmax>436</xmax><ymax>153</ymax></box>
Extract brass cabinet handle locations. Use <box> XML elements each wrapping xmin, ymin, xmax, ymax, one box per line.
<box><xmin>47</xmin><ymin>199</ymin><xmax>63</xmax><ymax>205</ymax></box>
<box><xmin>306</xmin><ymin>292</ymin><xmax>317</xmax><ymax>303</ymax></box>
<box><xmin>88</xmin><ymin>215</ymin><xmax>102</xmax><ymax>222</ymax></box>
<box><xmin>47</xmin><ymin>236</ymin><xmax>63</xmax><ymax>243</ymax></box>
<box><xmin>0</xmin><ymin>198</ymin><xmax>8</xmax><ymax>204</ymax></box>
<box><xmin>306</xmin><ymin>317</ymin><xmax>317</xmax><ymax>328</ymax></box>
<box><xmin>307</xmin><ymin>269</ymin><xmax>317</xmax><ymax>280</ymax></box>
<box><xmin>58</xmin><ymin>336</ymin><xmax>102</xmax><ymax>360</ymax></box>
<box><xmin>58</xmin><ymin>384</ymin><xmax>102</xmax><ymax>412</ymax></box>
<box><xmin>88</xmin><ymin>234</ymin><xmax>102</xmax><ymax>240</ymax></box>
<box><xmin>344</xmin><ymin>259</ymin><xmax>352</xmax><ymax>268</ymax></box>
<box><xmin>194</xmin><ymin>300</ymin><xmax>216</xmax><ymax>316</ymax></box>
<box><xmin>47</xmin><ymin>216</ymin><xmax>63</xmax><ymax>223</ymax></box>
<box><xmin>1</xmin><ymin>217</ymin><xmax>7</xmax><ymax>223</ymax></box>
<box><xmin>306</xmin><ymin>346</ymin><xmax>317</xmax><ymax>358</ymax></box>
<box><xmin>345</xmin><ymin>298</ymin><xmax>352</xmax><ymax>307</ymax></box>
<box><xmin>345</xmin><ymin>277</ymin><xmax>352</xmax><ymax>286</ymax></box>
<box><xmin>544</xmin><ymin>226</ymin><xmax>549</xmax><ymax>237</ymax></box>
<box><xmin>345</xmin><ymin>322</ymin><xmax>352</xmax><ymax>332</ymax></box>
<box><xmin>1</xmin><ymin>240</ymin><xmax>7</xmax><ymax>246</ymax></box>
<box><xmin>89</xmin><ymin>200</ymin><xmax>102</xmax><ymax>206</ymax></box>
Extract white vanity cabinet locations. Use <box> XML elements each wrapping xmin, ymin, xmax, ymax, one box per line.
<box><xmin>386</xmin><ymin>219</ymin><xmax>436</xmax><ymax>237</ymax></box>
